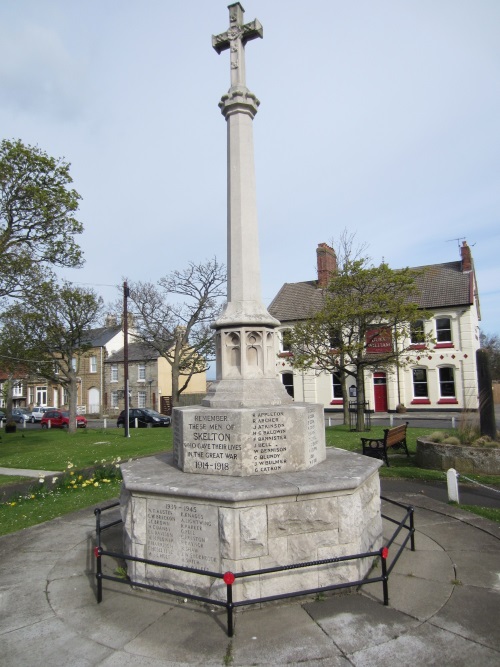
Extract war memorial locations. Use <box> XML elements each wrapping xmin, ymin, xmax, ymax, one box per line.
<box><xmin>120</xmin><ymin>3</ymin><xmax>383</xmax><ymax>603</ymax></box>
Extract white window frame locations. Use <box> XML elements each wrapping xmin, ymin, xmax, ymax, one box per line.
<box><xmin>438</xmin><ymin>366</ymin><xmax>456</xmax><ymax>398</ymax></box>
<box><xmin>36</xmin><ymin>386</ymin><xmax>47</xmax><ymax>405</ymax></box>
<box><xmin>111</xmin><ymin>390</ymin><xmax>119</xmax><ymax>408</ymax></box>
<box><xmin>436</xmin><ymin>317</ymin><xmax>452</xmax><ymax>344</ymax></box>
<box><xmin>137</xmin><ymin>390</ymin><xmax>147</xmax><ymax>408</ymax></box>
<box><xmin>89</xmin><ymin>356</ymin><xmax>97</xmax><ymax>373</ymax></box>
<box><xmin>110</xmin><ymin>365</ymin><xmax>118</xmax><ymax>383</ymax></box>
<box><xmin>138</xmin><ymin>364</ymin><xmax>146</xmax><ymax>382</ymax></box>
<box><xmin>412</xmin><ymin>368</ymin><xmax>429</xmax><ymax>398</ymax></box>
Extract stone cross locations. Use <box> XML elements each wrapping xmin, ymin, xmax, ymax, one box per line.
<box><xmin>212</xmin><ymin>2</ymin><xmax>263</xmax><ymax>89</ymax></box>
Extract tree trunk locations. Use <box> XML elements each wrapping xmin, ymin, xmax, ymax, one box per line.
<box><xmin>6</xmin><ymin>375</ymin><xmax>14</xmax><ymax>420</ymax></box>
<box><xmin>67</xmin><ymin>376</ymin><xmax>78</xmax><ymax>434</ymax></box>
<box><xmin>341</xmin><ymin>377</ymin><xmax>349</xmax><ymax>426</ymax></box>
<box><xmin>356</xmin><ymin>370</ymin><xmax>366</xmax><ymax>432</ymax></box>
<box><xmin>477</xmin><ymin>349</ymin><xmax>496</xmax><ymax>439</ymax></box>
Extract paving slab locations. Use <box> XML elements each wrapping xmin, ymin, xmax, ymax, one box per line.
<box><xmin>1</xmin><ymin>494</ymin><xmax>499</xmax><ymax>666</ymax></box>
<box><xmin>348</xmin><ymin>621</ymin><xmax>500</xmax><ymax>667</ymax></box>
<box><xmin>431</xmin><ymin>585</ymin><xmax>500</xmax><ymax>652</ymax></box>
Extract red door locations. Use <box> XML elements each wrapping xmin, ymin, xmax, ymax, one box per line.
<box><xmin>373</xmin><ymin>373</ymin><xmax>388</xmax><ymax>412</ymax></box>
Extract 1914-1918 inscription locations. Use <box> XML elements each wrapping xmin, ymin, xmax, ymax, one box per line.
<box><xmin>174</xmin><ymin>404</ymin><xmax>326</xmax><ymax>476</ymax></box>
<box><xmin>147</xmin><ymin>499</ymin><xmax>220</xmax><ymax>570</ymax></box>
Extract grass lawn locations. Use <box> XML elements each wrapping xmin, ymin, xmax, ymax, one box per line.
<box><xmin>0</xmin><ymin>426</ymin><xmax>173</xmax><ymax>472</ymax></box>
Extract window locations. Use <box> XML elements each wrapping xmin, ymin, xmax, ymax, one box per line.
<box><xmin>411</xmin><ymin>320</ymin><xmax>425</xmax><ymax>344</ymax></box>
<box><xmin>436</xmin><ymin>318</ymin><xmax>452</xmax><ymax>343</ymax></box>
<box><xmin>412</xmin><ymin>368</ymin><xmax>428</xmax><ymax>398</ymax></box>
<box><xmin>281</xmin><ymin>329</ymin><xmax>292</xmax><ymax>352</ymax></box>
<box><xmin>137</xmin><ymin>391</ymin><xmax>147</xmax><ymax>408</ymax></box>
<box><xmin>12</xmin><ymin>381</ymin><xmax>23</xmax><ymax>397</ymax></box>
<box><xmin>89</xmin><ymin>356</ymin><xmax>97</xmax><ymax>373</ymax></box>
<box><xmin>110</xmin><ymin>365</ymin><xmax>118</xmax><ymax>382</ymax></box>
<box><xmin>332</xmin><ymin>372</ymin><xmax>343</xmax><ymax>399</ymax></box>
<box><xmin>111</xmin><ymin>391</ymin><xmax>119</xmax><ymax>408</ymax></box>
<box><xmin>282</xmin><ymin>373</ymin><xmax>294</xmax><ymax>398</ymax></box>
<box><xmin>138</xmin><ymin>364</ymin><xmax>146</xmax><ymax>381</ymax></box>
<box><xmin>439</xmin><ymin>367</ymin><xmax>456</xmax><ymax>398</ymax></box>
<box><xmin>36</xmin><ymin>386</ymin><xmax>47</xmax><ymax>405</ymax></box>
<box><xmin>28</xmin><ymin>387</ymin><xmax>34</xmax><ymax>404</ymax></box>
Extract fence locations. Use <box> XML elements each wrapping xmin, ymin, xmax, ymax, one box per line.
<box><xmin>93</xmin><ymin>496</ymin><xmax>415</xmax><ymax>637</ymax></box>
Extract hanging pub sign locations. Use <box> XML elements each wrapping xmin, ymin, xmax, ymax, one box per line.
<box><xmin>365</xmin><ymin>326</ymin><xmax>393</xmax><ymax>354</ymax></box>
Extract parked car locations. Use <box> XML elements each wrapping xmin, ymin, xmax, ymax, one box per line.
<box><xmin>12</xmin><ymin>408</ymin><xmax>31</xmax><ymax>423</ymax></box>
<box><xmin>31</xmin><ymin>406</ymin><xmax>55</xmax><ymax>423</ymax></box>
<box><xmin>41</xmin><ymin>410</ymin><xmax>87</xmax><ymax>429</ymax></box>
<box><xmin>117</xmin><ymin>408</ymin><xmax>171</xmax><ymax>428</ymax></box>
<box><xmin>0</xmin><ymin>409</ymin><xmax>5</xmax><ymax>421</ymax></box>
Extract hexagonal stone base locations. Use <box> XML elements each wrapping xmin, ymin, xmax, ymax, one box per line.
<box><xmin>120</xmin><ymin>449</ymin><xmax>383</xmax><ymax>603</ymax></box>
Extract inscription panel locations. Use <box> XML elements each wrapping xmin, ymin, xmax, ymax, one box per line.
<box><xmin>174</xmin><ymin>404</ymin><xmax>326</xmax><ymax>476</ymax></box>
<box><xmin>147</xmin><ymin>498</ymin><xmax>220</xmax><ymax>571</ymax></box>
<box><xmin>251</xmin><ymin>409</ymin><xmax>290</xmax><ymax>474</ymax></box>
<box><xmin>180</xmin><ymin>412</ymin><xmax>241</xmax><ymax>474</ymax></box>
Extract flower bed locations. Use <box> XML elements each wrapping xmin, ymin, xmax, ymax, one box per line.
<box><xmin>416</xmin><ymin>438</ymin><xmax>500</xmax><ymax>475</ymax></box>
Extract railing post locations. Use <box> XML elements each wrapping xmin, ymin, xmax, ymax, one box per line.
<box><xmin>409</xmin><ymin>506</ymin><xmax>416</xmax><ymax>551</ymax></box>
<box><xmin>94</xmin><ymin>546</ymin><xmax>103</xmax><ymax>603</ymax></box>
<box><xmin>94</xmin><ymin>507</ymin><xmax>102</xmax><ymax>547</ymax></box>
<box><xmin>223</xmin><ymin>572</ymin><xmax>235</xmax><ymax>637</ymax></box>
<box><xmin>381</xmin><ymin>547</ymin><xmax>389</xmax><ymax>605</ymax></box>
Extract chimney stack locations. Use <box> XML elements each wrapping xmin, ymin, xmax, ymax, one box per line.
<box><xmin>317</xmin><ymin>243</ymin><xmax>337</xmax><ymax>288</ymax></box>
<box><xmin>460</xmin><ymin>241</ymin><xmax>472</xmax><ymax>272</ymax></box>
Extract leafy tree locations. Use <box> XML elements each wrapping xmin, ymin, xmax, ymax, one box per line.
<box><xmin>480</xmin><ymin>332</ymin><xmax>500</xmax><ymax>382</ymax></box>
<box><xmin>0</xmin><ymin>282</ymin><xmax>103</xmax><ymax>432</ymax></box>
<box><xmin>288</xmin><ymin>258</ymin><xmax>431</xmax><ymax>430</ymax></box>
<box><xmin>0</xmin><ymin>139</ymin><xmax>83</xmax><ymax>300</ymax></box>
<box><xmin>126</xmin><ymin>259</ymin><xmax>226</xmax><ymax>405</ymax></box>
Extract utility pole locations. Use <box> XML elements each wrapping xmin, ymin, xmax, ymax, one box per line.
<box><xmin>123</xmin><ymin>281</ymin><xmax>130</xmax><ymax>438</ymax></box>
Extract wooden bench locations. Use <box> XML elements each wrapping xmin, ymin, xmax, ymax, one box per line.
<box><xmin>361</xmin><ymin>422</ymin><xmax>410</xmax><ymax>467</ymax></box>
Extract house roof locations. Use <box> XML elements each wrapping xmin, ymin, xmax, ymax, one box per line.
<box><xmin>105</xmin><ymin>342</ymin><xmax>160</xmax><ymax>364</ymax></box>
<box><xmin>84</xmin><ymin>325</ymin><xmax>122</xmax><ymax>347</ymax></box>
<box><xmin>268</xmin><ymin>261</ymin><xmax>474</xmax><ymax>324</ymax></box>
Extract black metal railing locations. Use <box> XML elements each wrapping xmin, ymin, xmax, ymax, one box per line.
<box><xmin>349</xmin><ymin>401</ymin><xmax>372</xmax><ymax>431</ymax></box>
<box><xmin>93</xmin><ymin>496</ymin><xmax>415</xmax><ymax>637</ymax></box>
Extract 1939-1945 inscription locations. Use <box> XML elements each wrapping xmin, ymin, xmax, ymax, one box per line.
<box><xmin>147</xmin><ymin>498</ymin><xmax>220</xmax><ymax>570</ymax></box>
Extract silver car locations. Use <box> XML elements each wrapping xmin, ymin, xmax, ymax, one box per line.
<box><xmin>30</xmin><ymin>406</ymin><xmax>54</xmax><ymax>423</ymax></box>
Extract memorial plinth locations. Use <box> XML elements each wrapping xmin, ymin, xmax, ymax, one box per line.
<box><xmin>121</xmin><ymin>450</ymin><xmax>383</xmax><ymax>602</ymax></box>
<box><xmin>120</xmin><ymin>2</ymin><xmax>383</xmax><ymax>609</ymax></box>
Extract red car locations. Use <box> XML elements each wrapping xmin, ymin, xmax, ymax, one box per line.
<box><xmin>41</xmin><ymin>409</ymin><xmax>87</xmax><ymax>429</ymax></box>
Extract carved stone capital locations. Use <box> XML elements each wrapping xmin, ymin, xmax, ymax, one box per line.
<box><xmin>219</xmin><ymin>87</ymin><xmax>260</xmax><ymax>119</ymax></box>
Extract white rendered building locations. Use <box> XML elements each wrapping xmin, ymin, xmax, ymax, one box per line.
<box><xmin>269</xmin><ymin>242</ymin><xmax>481</xmax><ymax>413</ymax></box>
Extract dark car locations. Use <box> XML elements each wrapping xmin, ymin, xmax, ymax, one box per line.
<box><xmin>117</xmin><ymin>408</ymin><xmax>171</xmax><ymax>428</ymax></box>
<box><xmin>41</xmin><ymin>409</ymin><xmax>87</xmax><ymax>429</ymax></box>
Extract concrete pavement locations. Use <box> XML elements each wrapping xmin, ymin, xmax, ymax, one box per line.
<box><xmin>1</xmin><ymin>490</ymin><xmax>499</xmax><ymax>666</ymax></box>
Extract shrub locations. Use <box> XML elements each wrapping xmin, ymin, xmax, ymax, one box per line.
<box><xmin>428</xmin><ymin>431</ymin><xmax>446</xmax><ymax>443</ymax></box>
<box><xmin>442</xmin><ymin>436</ymin><xmax>460</xmax><ymax>445</ymax></box>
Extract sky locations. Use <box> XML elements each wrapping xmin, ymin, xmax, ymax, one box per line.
<box><xmin>1</xmin><ymin>0</ymin><xmax>498</xmax><ymax>339</ymax></box>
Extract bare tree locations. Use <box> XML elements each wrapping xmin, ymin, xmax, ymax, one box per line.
<box><xmin>127</xmin><ymin>258</ymin><xmax>226</xmax><ymax>405</ymax></box>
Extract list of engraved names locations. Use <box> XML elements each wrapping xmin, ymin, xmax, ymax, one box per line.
<box><xmin>251</xmin><ymin>410</ymin><xmax>289</xmax><ymax>473</ymax></box>
<box><xmin>147</xmin><ymin>499</ymin><xmax>219</xmax><ymax>570</ymax></box>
